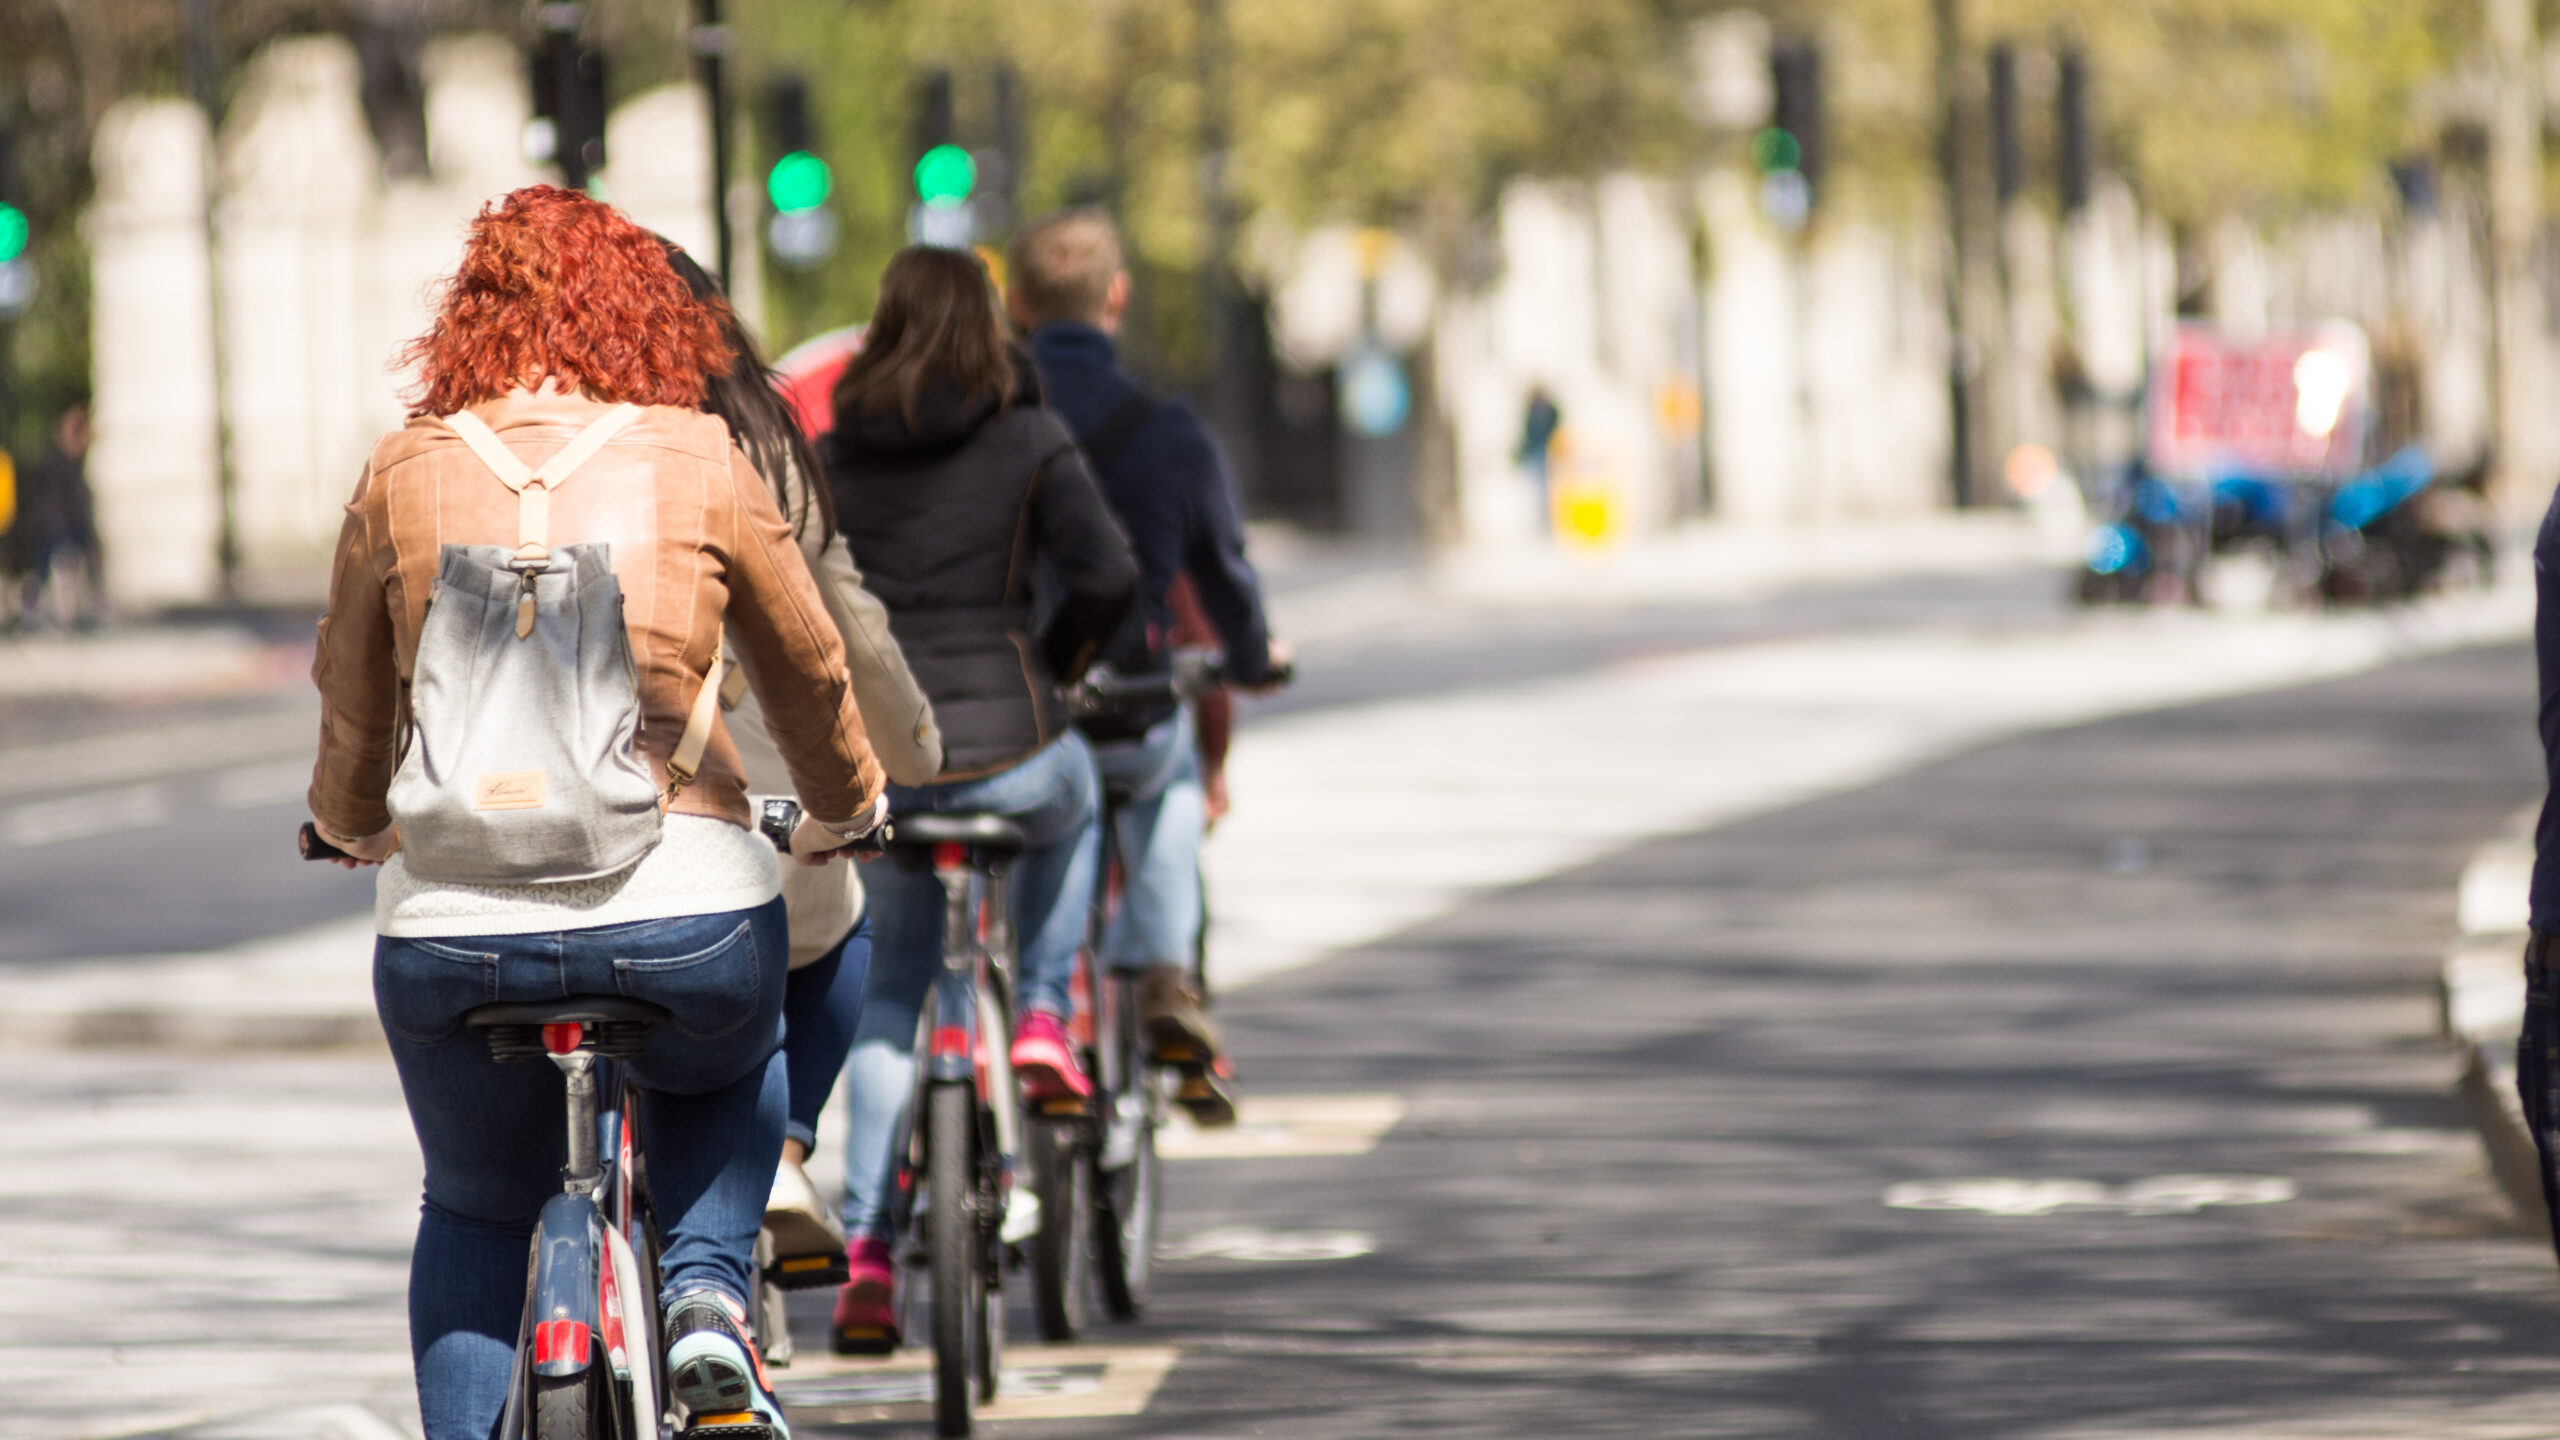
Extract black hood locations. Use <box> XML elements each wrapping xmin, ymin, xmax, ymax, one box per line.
<box><xmin>831</xmin><ymin>348</ymin><xmax>1046</xmax><ymax>459</ymax></box>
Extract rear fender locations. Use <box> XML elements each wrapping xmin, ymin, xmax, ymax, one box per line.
<box><xmin>528</xmin><ymin>1191</ymin><xmax>603</xmax><ymax>1379</ymax></box>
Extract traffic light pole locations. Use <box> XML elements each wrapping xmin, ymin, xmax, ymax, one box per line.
<box><xmin>693</xmin><ymin>0</ymin><xmax>734</xmax><ymax>290</ymax></box>
<box><xmin>1931</xmin><ymin>0</ymin><xmax>1978</xmax><ymax>511</ymax></box>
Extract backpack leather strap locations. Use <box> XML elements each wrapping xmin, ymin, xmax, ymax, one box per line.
<box><xmin>445</xmin><ymin>404</ymin><xmax>722</xmax><ymax>806</ymax></box>
<box><xmin>446</xmin><ymin>403</ymin><xmax>643</xmax><ymax>568</ymax></box>
<box><xmin>664</xmin><ymin>626</ymin><xmax>724</xmax><ymax>808</ymax></box>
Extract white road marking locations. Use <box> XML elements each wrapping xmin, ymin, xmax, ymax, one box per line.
<box><xmin>778</xmin><ymin>1344</ymin><xmax>1177</xmax><ymax>1422</ymax></box>
<box><xmin>0</xmin><ymin>709</ymin><xmax>311</xmax><ymax>802</ymax></box>
<box><xmin>1884</xmin><ymin>1174</ymin><xmax>2298</xmax><ymax>1217</ymax></box>
<box><xmin>1206</xmin><ymin>583</ymin><xmax>2531</xmax><ymax>992</ymax></box>
<box><xmin>1160</xmin><ymin>1225</ymin><xmax>1378</xmax><ymax>1262</ymax></box>
<box><xmin>1161</xmin><ymin>1092</ymin><xmax>1406</xmax><ymax>1159</ymax></box>
<box><xmin>209</xmin><ymin>758</ymin><xmax>315</xmax><ymax>811</ymax></box>
<box><xmin>2</xmin><ymin>783</ymin><xmax>175</xmax><ymax>846</ymax></box>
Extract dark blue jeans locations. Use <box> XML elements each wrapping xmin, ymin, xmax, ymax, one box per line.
<box><xmin>375</xmin><ymin>899</ymin><xmax>789</xmax><ymax>1440</ymax></box>
<box><xmin>781</xmin><ymin>913</ymin><xmax>871</xmax><ymax>1152</ymax></box>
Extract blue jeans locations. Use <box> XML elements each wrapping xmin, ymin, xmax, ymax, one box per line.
<box><xmin>1091</xmin><ymin>706</ymin><xmax>1205</xmax><ymax>973</ymax></box>
<box><xmin>376</xmin><ymin>899</ymin><xmax>789</xmax><ymax>1440</ymax></box>
<box><xmin>781</xmin><ymin>914</ymin><xmax>871</xmax><ymax>1152</ymax></box>
<box><xmin>838</xmin><ymin>732</ymin><xmax>1102</xmax><ymax>1240</ymax></box>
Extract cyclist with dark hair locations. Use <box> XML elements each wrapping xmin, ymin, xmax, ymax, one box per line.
<box><xmin>823</xmin><ymin>243</ymin><xmax>1138</xmax><ymax>1352</ymax></box>
<box><xmin>1005</xmin><ymin>208</ymin><xmax>1287</xmax><ymax>1103</ymax></box>
<box><xmin>662</xmin><ymin>243</ymin><xmax>946</xmax><ymax>1271</ymax></box>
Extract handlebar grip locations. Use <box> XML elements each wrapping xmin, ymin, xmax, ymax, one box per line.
<box><xmin>298</xmin><ymin>822</ymin><xmax>353</xmax><ymax>863</ymax></box>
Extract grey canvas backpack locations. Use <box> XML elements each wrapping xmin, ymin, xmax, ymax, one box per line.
<box><xmin>385</xmin><ymin>404</ymin><xmax>725</xmax><ymax>885</ymax></box>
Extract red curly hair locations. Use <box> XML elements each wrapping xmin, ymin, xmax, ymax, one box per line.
<box><xmin>402</xmin><ymin>186</ymin><xmax>731</xmax><ymax>415</ymax></box>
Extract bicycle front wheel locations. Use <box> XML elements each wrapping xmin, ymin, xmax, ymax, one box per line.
<box><xmin>532</xmin><ymin>1368</ymin><xmax>605</xmax><ymax>1440</ymax></box>
<box><xmin>1090</xmin><ymin>983</ymin><xmax>1162</xmax><ymax>1311</ymax></box>
<box><xmin>927</xmin><ymin>1082</ymin><xmax>979</xmax><ymax>1438</ymax></box>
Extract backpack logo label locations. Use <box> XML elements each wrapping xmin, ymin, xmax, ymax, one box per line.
<box><xmin>473</xmin><ymin>771</ymin><xmax>548</xmax><ymax>811</ymax></box>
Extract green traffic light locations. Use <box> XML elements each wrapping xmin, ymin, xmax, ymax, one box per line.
<box><xmin>767</xmin><ymin>152</ymin><xmax>833</xmax><ymax>215</ymax></box>
<box><xmin>1751</xmin><ymin>127</ymin><xmax>1802</xmax><ymax>176</ymax></box>
<box><xmin>914</xmin><ymin>144</ymin><xmax>976</xmax><ymax>205</ymax></box>
<box><xmin>0</xmin><ymin>205</ymin><xmax>26</xmax><ymax>264</ymax></box>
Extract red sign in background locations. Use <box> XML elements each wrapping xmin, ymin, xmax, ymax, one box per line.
<box><xmin>2146</xmin><ymin>324</ymin><xmax>2368</xmax><ymax>480</ymax></box>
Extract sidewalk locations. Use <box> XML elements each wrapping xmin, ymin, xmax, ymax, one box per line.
<box><xmin>1253</xmin><ymin>510</ymin><xmax>2080</xmax><ymax>653</ymax></box>
<box><xmin>0</xmin><ymin>621</ymin><xmax>298</xmax><ymax>704</ymax></box>
<box><xmin>2439</xmin><ymin>807</ymin><xmax>2546</xmax><ymax>1234</ymax></box>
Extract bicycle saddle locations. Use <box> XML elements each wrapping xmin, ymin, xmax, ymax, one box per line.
<box><xmin>465</xmin><ymin>996</ymin><xmax>670</xmax><ymax>1060</ymax></box>
<box><xmin>887</xmin><ymin>813</ymin><xmax>1028</xmax><ymax>854</ymax></box>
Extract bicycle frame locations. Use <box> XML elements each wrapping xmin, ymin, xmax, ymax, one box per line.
<box><xmin>918</xmin><ymin>844</ymin><xmax>1021</xmax><ymax>1182</ymax></box>
<box><xmin>495</xmin><ymin>1035</ymin><xmax>662</xmax><ymax>1440</ymax></box>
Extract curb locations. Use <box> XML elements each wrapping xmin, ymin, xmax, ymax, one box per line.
<box><xmin>0</xmin><ymin>916</ymin><xmax>383</xmax><ymax>1054</ymax></box>
<box><xmin>2438</xmin><ymin>806</ymin><xmax>2548</xmax><ymax>1235</ymax></box>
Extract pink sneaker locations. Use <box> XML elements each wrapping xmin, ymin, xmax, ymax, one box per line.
<box><xmin>1011</xmin><ymin>1009</ymin><xmax>1093</xmax><ymax>1102</ymax></box>
<box><xmin>831</xmin><ymin>1237</ymin><xmax>900</xmax><ymax>1355</ymax></box>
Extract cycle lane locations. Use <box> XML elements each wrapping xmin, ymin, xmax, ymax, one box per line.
<box><xmin>1</xmin><ymin>586</ymin><xmax>2543</xmax><ymax>1440</ymax></box>
<box><xmin>1019</xmin><ymin>640</ymin><xmax>2555</xmax><ymax>1439</ymax></box>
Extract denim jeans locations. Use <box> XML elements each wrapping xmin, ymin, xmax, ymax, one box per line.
<box><xmin>376</xmin><ymin>899</ymin><xmax>788</xmax><ymax>1440</ymax></box>
<box><xmin>781</xmin><ymin>914</ymin><xmax>871</xmax><ymax>1152</ymax></box>
<box><xmin>838</xmin><ymin>732</ymin><xmax>1102</xmax><ymax>1240</ymax></box>
<box><xmin>1091</xmin><ymin>706</ymin><xmax>1205</xmax><ymax>973</ymax></box>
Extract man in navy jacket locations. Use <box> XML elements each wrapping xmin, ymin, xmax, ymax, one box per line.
<box><xmin>1007</xmin><ymin>209</ymin><xmax>1284</xmax><ymax>1115</ymax></box>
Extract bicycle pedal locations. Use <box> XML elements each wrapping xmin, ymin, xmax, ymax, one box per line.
<box><xmin>1035</xmin><ymin>1095</ymin><xmax>1090</xmax><ymax>1117</ymax></box>
<box><xmin>1154</xmin><ymin>1042</ymin><xmax>1202</xmax><ymax>1065</ymax></box>
<box><xmin>765</xmin><ymin>1251</ymin><xmax>850</xmax><ymax>1291</ymax></box>
<box><xmin>1175</xmin><ymin>1070</ymin><xmax>1239</xmax><ymax>1129</ymax></box>
<box><xmin>682</xmin><ymin>1415</ymin><xmax>773</xmax><ymax>1440</ymax></box>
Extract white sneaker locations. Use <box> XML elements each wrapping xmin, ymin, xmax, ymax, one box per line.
<box><xmin>764</xmin><ymin>1155</ymin><xmax>845</xmax><ymax>1260</ymax></box>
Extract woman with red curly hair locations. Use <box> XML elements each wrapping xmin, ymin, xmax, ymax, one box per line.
<box><xmin>307</xmin><ymin>185</ymin><xmax>881</xmax><ymax>1438</ymax></box>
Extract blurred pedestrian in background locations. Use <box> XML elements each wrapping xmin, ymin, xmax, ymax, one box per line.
<box><xmin>1517</xmin><ymin>384</ymin><xmax>1560</xmax><ymax>538</ymax></box>
<box><xmin>9</xmin><ymin>402</ymin><xmax>103</xmax><ymax>630</ymax></box>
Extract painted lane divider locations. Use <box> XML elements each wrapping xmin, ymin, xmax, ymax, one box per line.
<box><xmin>1160</xmin><ymin>1092</ymin><xmax>1405</xmax><ymax>1160</ymax></box>
<box><xmin>1159</xmin><ymin>1225</ymin><xmax>1377</xmax><ymax>1262</ymax></box>
<box><xmin>777</xmin><ymin>1344</ymin><xmax>1176</xmax><ymax>1425</ymax></box>
<box><xmin>1884</xmin><ymin>1174</ymin><xmax>2297</xmax><ymax>1217</ymax></box>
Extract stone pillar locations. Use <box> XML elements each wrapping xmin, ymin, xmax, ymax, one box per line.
<box><xmin>84</xmin><ymin>100</ymin><xmax>224</xmax><ymax>608</ymax></box>
<box><xmin>2487</xmin><ymin>0</ymin><xmax>2547</xmax><ymax>511</ymax></box>
<box><xmin>216</xmin><ymin>36</ymin><xmax>381</xmax><ymax>596</ymax></box>
<box><xmin>597</xmin><ymin>85</ymin><xmax>717</xmax><ymax>267</ymax></box>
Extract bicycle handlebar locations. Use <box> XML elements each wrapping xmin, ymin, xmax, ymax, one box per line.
<box><xmin>298</xmin><ymin>822</ymin><xmax>353</xmax><ymax>862</ymax></box>
<box><xmin>1058</xmin><ymin>649</ymin><xmax>1295</xmax><ymax>722</ymax></box>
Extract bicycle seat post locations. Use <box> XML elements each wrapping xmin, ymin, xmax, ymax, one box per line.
<box><xmin>547</xmin><ymin>1024</ymin><xmax>603</xmax><ymax>1195</ymax></box>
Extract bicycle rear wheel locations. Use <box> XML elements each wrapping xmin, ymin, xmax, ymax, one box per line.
<box><xmin>927</xmin><ymin>1082</ymin><xmax>979</xmax><ymax>1438</ymax></box>
<box><xmin>1026</xmin><ymin>1113</ymin><xmax>1094</xmax><ymax>1340</ymax></box>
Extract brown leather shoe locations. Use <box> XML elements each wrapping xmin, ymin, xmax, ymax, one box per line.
<box><xmin>1138</xmin><ymin>964</ymin><xmax>1222</xmax><ymax>1066</ymax></box>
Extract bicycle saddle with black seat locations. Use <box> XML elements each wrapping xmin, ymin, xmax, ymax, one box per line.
<box><xmin>887</xmin><ymin>812</ymin><xmax>1028</xmax><ymax>856</ymax></box>
<box><xmin>464</xmin><ymin>995</ymin><xmax>670</xmax><ymax>1060</ymax></box>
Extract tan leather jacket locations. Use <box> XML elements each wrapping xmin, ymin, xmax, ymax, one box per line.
<box><xmin>308</xmin><ymin>386</ymin><xmax>886</xmax><ymax>843</ymax></box>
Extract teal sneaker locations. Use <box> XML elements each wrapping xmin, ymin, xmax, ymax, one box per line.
<box><xmin>665</xmin><ymin>1288</ymin><xmax>789</xmax><ymax>1439</ymax></box>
